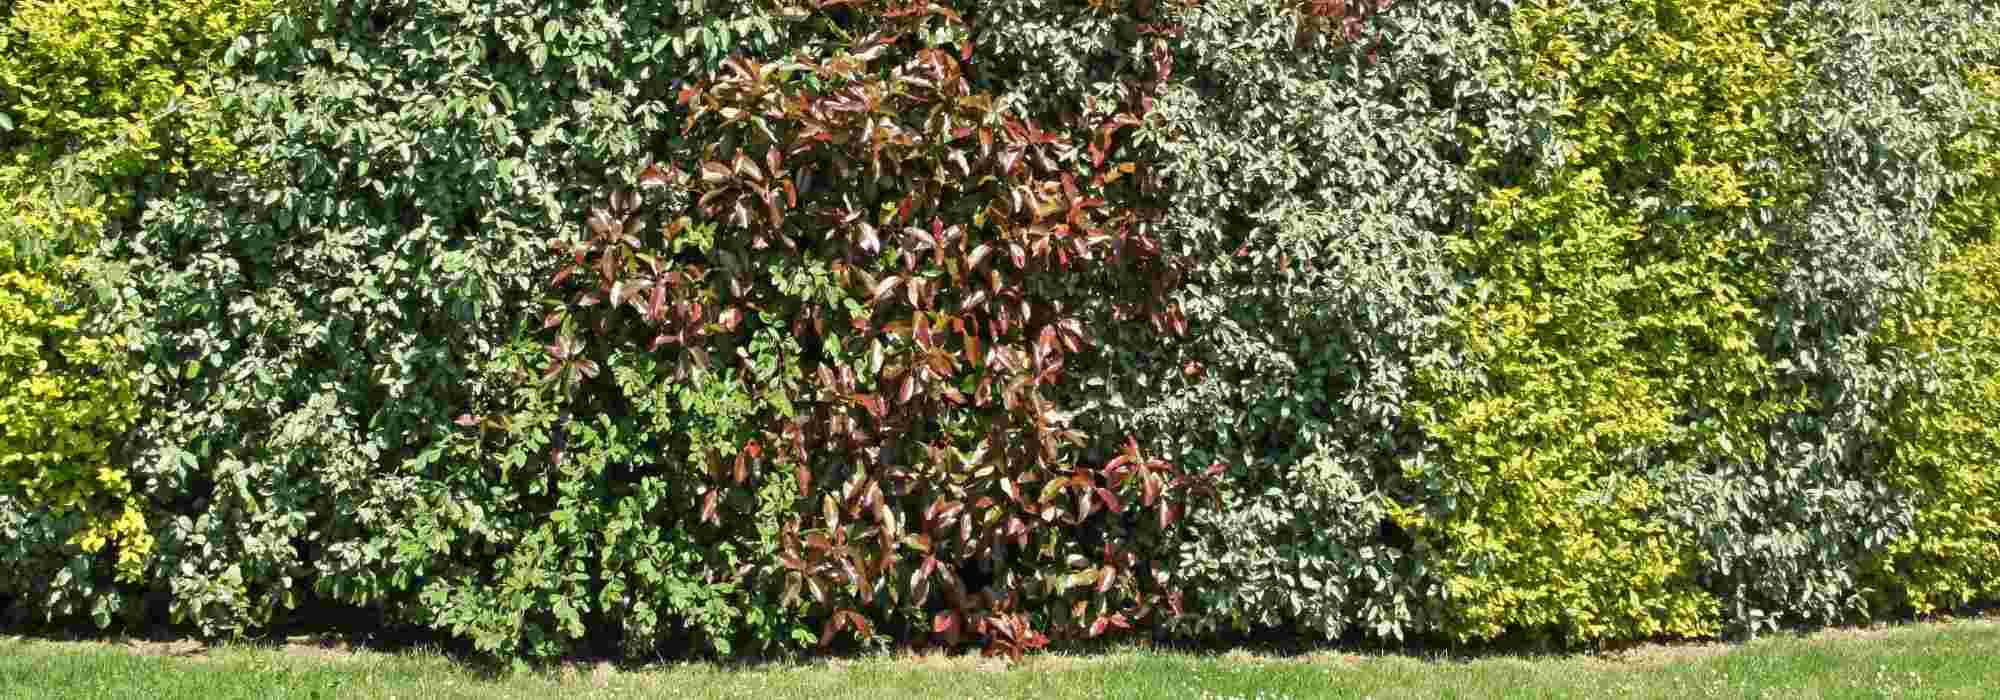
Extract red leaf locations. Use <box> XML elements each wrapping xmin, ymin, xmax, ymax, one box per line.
<box><xmin>1103</xmin><ymin>453</ymin><xmax>1133</xmax><ymax>476</ymax></box>
<box><xmin>588</xmin><ymin>208</ymin><xmax>616</xmax><ymax>237</ymax></box>
<box><xmin>700</xmin><ymin>161</ymin><xmax>731</xmax><ymax>183</ymax></box>
<box><xmin>959</xmin><ymin>290</ymin><xmax>987</xmax><ymax>313</ymax></box>
<box><xmin>764</xmin><ymin>192</ymin><xmax>785</xmax><ymax>229</ymax></box>
<box><xmin>639</xmin><ymin>163</ymin><xmax>671</xmax><ymax>188</ymax></box>
<box><xmin>967</xmin><ymin>243</ymin><xmax>995</xmax><ymax>269</ymax></box>
<box><xmin>701</xmin><ymin>489</ymin><xmax>721</xmax><ymax>524</ymax></box>
<box><xmin>870</xmin><ymin>276</ymin><xmax>903</xmax><ymax>305</ymax></box>
<box><xmin>1096</xmin><ymin>487</ymin><xmax>1123</xmax><ymax>513</ymax></box>
<box><xmin>934</xmin><ymin>612</ymin><xmax>959</xmax><ymax>635</ymax></box>
<box><xmin>845</xmin><ymin>611</ymin><xmax>874</xmax><ymax>639</ymax></box>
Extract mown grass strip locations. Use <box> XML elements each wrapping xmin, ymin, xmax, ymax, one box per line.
<box><xmin>3</xmin><ymin>616</ymin><xmax>1997</xmax><ymax>699</ymax></box>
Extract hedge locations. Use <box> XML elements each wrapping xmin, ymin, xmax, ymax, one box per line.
<box><xmin>1</xmin><ymin>0</ymin><xmax>1997</xmax><ymax>661</ymax></box>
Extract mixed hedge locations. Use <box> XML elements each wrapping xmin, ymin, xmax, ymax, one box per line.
<box><xmin>2</xmin><ymin>0</ymin><xmax>1998</xmax><ymax>661</ymax></box>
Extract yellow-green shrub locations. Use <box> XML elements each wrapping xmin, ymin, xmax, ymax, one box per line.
<box><xmin>1</xmin><ymin>0</ymin><xmax>274</xmax><ymax>260</ymax></box>
<box><xmin>1869</xmin><ymin>67</ymin><xmax>2000</xmax><ymax>616</ymax></box>
<box><xmin>1402</xmin><ymin>0</ymin><xmax>1810</xmax><ymax>642</ymax></box>
<box><xmin>0</xmin><ymin>261</ymin><xmax>144</xmax><ymax>577</ymax></box>
<box><xmin>1872</xmin><ymin>243</ymin><xmax>2000</xmax><ymax>615</ymax></box>
<box><xmin>0</xmin><ymin>0</ymin><xmax>272</xmax><ymax>150</ymax></box>
<box><xmin>1934</xmin><ymin>68</ymin><xmax>2000</xmax><ymax>249</ymax></box>
<box><xmin>0</xmin><ymin>0</ymin><xmax>274</xmax><ymax>621</ymax></box>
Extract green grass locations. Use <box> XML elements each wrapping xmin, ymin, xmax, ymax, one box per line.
<box><xmin>2</xmin><ymin>617</ymin><xmax>1997</xmax><ymax>699</ymax></box>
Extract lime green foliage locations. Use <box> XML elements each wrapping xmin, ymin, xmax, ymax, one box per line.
<box><xmin>0</xmin><ymin>0</ymin><xmax>265</xmax><ymax>144</ymax></box>
<box><xmin>1874</xmin><ymin>242</ymin><xmax>2000</xmax><ymax>615</ymax></box>
<box><xmin>1871</xmin><ymin>68</ymin><xmax>2000</xmax><ymax>615</ymax></box>
<box><xmin>1405</xmin><ymin>0</ymin><xmax>1812</xmax><ymax>642</ymax></box>
<box><xmin>0</xmin><ymin>0</ymin><xmax>273</xmax><ymax>259</ymax></box>
<box><xmin>1934</xmin><ymin>68</ymin><xmax>2000</xmax><ymax>248</ymax></box>
<box><xmin>0</xmin><ymin>0</ymin><xmax>272</xmax><ymax>626</ymax></box>
<box><xmin>0</xmin><ymin>262</ymin><xmax>143</xmax><ymax>576</ymax></box>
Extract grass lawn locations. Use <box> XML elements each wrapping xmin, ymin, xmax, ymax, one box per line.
<box><xmin>3</xmin><ymin>615</ymin><xmax>1997</xmax><ymax>699</ymax></box>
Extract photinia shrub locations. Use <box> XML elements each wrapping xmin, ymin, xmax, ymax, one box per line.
<box><xmin>526</xmin><ymin>0</ymin><xmax>1221</xmax><ymax>655</ymax></box>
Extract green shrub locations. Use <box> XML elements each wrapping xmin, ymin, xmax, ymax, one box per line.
<box><xmin>119</xmin><ymin>0</ymin><xmax>805</xmax><ymax>651</ymax></box>
<box><xmin>1110</xmin><ymin>0</ymin><xmax>1502</xmax><ymax>642</ymax></box>
<box><xmin>1872</xmin><ymin>240</ymin><xmax>2000</xmax><ymax>616</ymax></box>
<box><xmin>9</xmin><ymin>0</ymin><xmax>1995</xmax><ymax>659</ymax></box>
<box><xmin>1</xmin><ymin>0</ymin><xmax>276</xmax><ymax>258</ymax></box>
<box><xmin>1657</xmin><ymin>0</ymin><xmax>2000</xmax><ymax>634</ymax></box>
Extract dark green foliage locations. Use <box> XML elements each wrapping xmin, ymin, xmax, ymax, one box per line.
<box><xmin>117</xmin><ymin>0</ymin><xmax>822</xmax><ymax>655</ymax></box>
